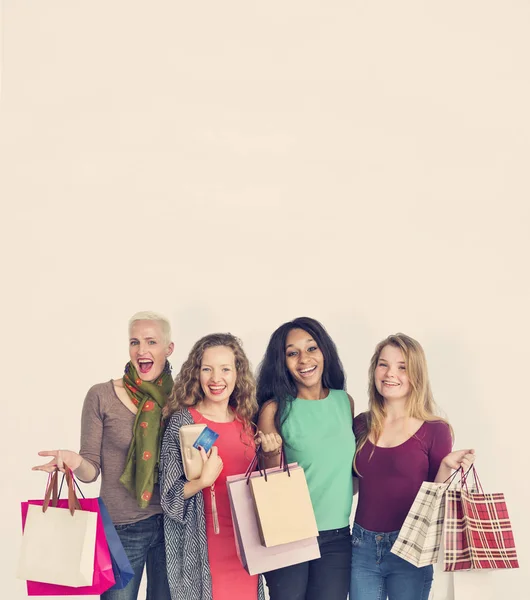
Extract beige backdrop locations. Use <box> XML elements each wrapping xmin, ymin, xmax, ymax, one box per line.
<box><xmin>1</xmin><ymin>1</ymin><xmax>528</xmax><ymax>599</ymax></box>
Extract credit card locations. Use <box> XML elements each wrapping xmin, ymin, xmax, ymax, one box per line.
<box><xmin>192</xmin><ymin>426</ymin><xmax>219</xmax><ymax>453</ymax></box>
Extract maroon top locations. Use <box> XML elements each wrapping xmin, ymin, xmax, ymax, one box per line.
<box><xmin>353</xmin><ymin>413</ymin><xmax>452</xmax><ymax>532</ymax></box>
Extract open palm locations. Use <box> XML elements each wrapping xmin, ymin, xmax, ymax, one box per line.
<box><xmin>32</xmin><ymin>449</ymin><xmax>82</xmax><ymax>473</ymax></box>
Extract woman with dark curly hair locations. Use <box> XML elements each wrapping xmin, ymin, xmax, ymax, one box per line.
<box><xmin>160</xmin><ymin>333</ymin><xmax>280</xmax><ymax>600</ymax></box>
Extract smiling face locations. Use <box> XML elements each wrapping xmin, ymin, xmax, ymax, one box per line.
<box><xmin>374</xmin><ymin>344</ymin><xmax>411</xmax><ymax>402</ymax></box>
<box><xmin>285</xmin><ymin>328</ymin><xmax>325</xmax><ymax>393</ymax></box>
<box><xmin>129</xmin><ymin>320</ymin><xmax>174</xmax><ymax>382</ymax></box>
<box><xmin>199</xmin><ymin>345</ymin><xmax>237</xmax><ymax>405</ymax></box>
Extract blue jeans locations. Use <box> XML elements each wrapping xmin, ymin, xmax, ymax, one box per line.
<box><xmin>350</xmin><ymin>523</ymin><xmax>433</xmax><ymax>600</ymax></box>
<box><xmin>101</xmin><ymin>514</ymin><xmax>171</xmax><ymax>600</ymax></box>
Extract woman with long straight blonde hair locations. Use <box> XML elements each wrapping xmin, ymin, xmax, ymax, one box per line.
<box><xmin>350</xmin><ymin>334</ymin><xmax>475</xmax><ymax>600</ymax></box>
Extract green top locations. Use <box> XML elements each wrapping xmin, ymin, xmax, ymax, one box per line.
<box><xmin>281</xmin><ymin>389</ymin><xmax>356</xmax><ymax>531</ymax></box>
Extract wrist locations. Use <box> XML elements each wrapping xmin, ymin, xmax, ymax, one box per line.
<box><xmin>72</xmin><ymin>455</ymin><xmax>84</xmax><ymax>471</ymax></box>
<box><xmin>262</xmin><ymin>446</ymin><xmax>282</xmax><ymax>457</ymax></box>
<box><xmin>441</xmin><ymin>456</ymin><xmax>454</xmax><ymax>469</ymax></box>
<box><xmin>198</xmin><ymin>475</ymin><xmax>210</xmax><ymax>490</ymax></box>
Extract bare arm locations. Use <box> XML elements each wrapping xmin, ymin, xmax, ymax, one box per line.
<box><xmin>183</xmin><ymin>478</ymin><xmax>206</xmax><ymax>500</ymax></box>
<box><xmin>257</xmin><ymin>400</ymin><xmax>283</xmax><ymax>469</ymax></box>
<box><xmin>183</xmin><ymin>446</ymin><xmax>224</xmax><ymax>499</ymax></box>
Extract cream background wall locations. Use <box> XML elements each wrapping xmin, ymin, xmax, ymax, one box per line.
<box><xmin>1</xmin><ymin>1</ymin><xmax>528</xmax><ymax>598</ymax></box>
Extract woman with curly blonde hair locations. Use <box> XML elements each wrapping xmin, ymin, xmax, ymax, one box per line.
<box><xmin>160</xmin><ymin>333</ymin><xmax>279</xmax><ymax>600</ymax></box>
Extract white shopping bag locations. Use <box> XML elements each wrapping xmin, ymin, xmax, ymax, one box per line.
<box><xmin>17</xmin><ymin>503</ymin><xmax>97</xmax><ymax>587</ymax></box>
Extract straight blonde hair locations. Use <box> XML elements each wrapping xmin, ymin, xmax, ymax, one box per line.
<box><xmin>354</xmin><ymin>333</ymin><xmax>453</xmax><ymax>474</ymax></box>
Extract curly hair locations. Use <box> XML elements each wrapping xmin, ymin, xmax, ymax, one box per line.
<box><xmin>164</xmin><ymin>333</ymin><xmax>258</xmax><ymax>436</ymax></box>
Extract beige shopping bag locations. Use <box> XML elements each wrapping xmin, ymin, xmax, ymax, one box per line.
<box><xmin>17</xmin><ymin>500</ymin><xmax>97</xmax><ymax>587</ymax></box>
<box><xmin>227</xmin><ymin>463</ymin><xmax>320</xmax><ymax>574</ymax></box>
<box><xmin>249</xmin><ymin>460</ymin><xmax>318</xmax><ymax>547</ymax></box>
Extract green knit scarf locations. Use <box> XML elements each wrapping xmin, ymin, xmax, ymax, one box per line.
<box><xmin>119</xmin><ymin>360</ymin><xmax>173</xmax><ymax>508</ymax></box>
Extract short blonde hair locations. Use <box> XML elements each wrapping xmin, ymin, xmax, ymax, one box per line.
<box><xmin>128</xmin><ymin>311</ymin><xmax>172</xmax><ymax>345</ymax></box>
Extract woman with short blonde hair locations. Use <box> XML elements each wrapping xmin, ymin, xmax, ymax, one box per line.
<box><xmin>34</xmin><ymin>311</ymin><xmax>175</xmax><ymax>600</ymax></box>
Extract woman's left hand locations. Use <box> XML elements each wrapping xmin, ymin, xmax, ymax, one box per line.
<box><xmin>256</xmin><ymin>431</ymin><xmax>283</xmax><ymax>455</ymax></box>
<box><xmin>442</xmin><ymin>448</ymin><xmax>476</xmax><ymax>471</ymax></box>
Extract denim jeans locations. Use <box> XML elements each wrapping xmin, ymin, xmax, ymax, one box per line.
<box><xmin>264</xmin><ymin>526</ymin><xmax>351</xmax><ymax>600</ymax></box>
<box><xmin>101</xmin><ymin>513</ymin><xmax>171</xmax><ymax>600</ymax></box>
<box><xmin>350</xmin><ymin>523</ymin><xmax>433</xmax><ymax>600</ymax></box>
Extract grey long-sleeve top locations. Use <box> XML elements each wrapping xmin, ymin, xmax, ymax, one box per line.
<box><xmin>78</xmin><ymin>381</ymin><xmax>162</xmax><ymax>524</ymax></box>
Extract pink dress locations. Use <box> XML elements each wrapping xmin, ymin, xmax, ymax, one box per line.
<box><xmin>189</xmin><ymin>408</ymin><xmax>259</xmax><ymax>600</ymax></box>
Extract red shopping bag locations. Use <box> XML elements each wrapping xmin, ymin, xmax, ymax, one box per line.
<box><xmin>443</xmin><ymin>467</ymin><xmax>519</xmax><ymax>571</ymax></box>
<box><xmin>20</xmin><ymin>468</ymin><xmax>115</xmax><ymax>595</ymax></box>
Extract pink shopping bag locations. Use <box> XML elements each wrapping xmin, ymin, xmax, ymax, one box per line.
<box><xmin>20</xmin><ymin>469</ymin><xmax>115</xmax><ymax>596</ymax></box>
<box><xmin>226</xmin><ymin>451</ymin><xmax>320</xmax><ymax>576</ymax></box>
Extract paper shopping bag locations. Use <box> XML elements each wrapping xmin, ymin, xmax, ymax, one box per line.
<box><xmin>391</xmin><ymin>475</ymin><xmax>455</xmax><ymax>567</ymax></box>
<box><xmin>444</xmin><ymin>467</ymin><xmax>519</xmax><ymax>571</ymax></box>
<box><xmin>227</xmin><ymin>461</ymin><xmax>320</xmax><ymax>575</ymax></box>
<box><xmin>18</xmin><ymin>469</ymin><xmax>115</xmax><ymax>595</ymax></box>
<box><xmin>249</xmin><ymin>462</ymin><xmax>318</xmax><ymax>547</ymax></box>
<box><xmin>98</xmin><ymin>498</ymin><xmax>134</xmax><ymax>590</ymax></box>
<box><xmin>18</xmin><ymin>503</ymin><xmax>97</xmax><ymax>587</ymax></box>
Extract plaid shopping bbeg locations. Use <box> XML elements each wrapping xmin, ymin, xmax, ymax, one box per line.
<box><xmin>444</xmin><ymin>488</ymin><xmax>471</xmax><ymax>570</ymax></box>
<box><xmin>391</xmin><ymin>481</ymin><xmax>447</xmax><ymax>567</ymax></box>
<box><xmin>444</xmin><ymin>471</ymin><xmax>519</xmax><ymax>571</ymax></box>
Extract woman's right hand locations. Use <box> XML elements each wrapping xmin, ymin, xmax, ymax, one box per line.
<box><xmin>32</xmin><ymin>450</ymin><xmax>83</xmax><ymax>473</ymax></box>
<box><xmin>256</xmin><ymin>430</ymin><xmax>282</xmax><ymax>455</ymax></box>
<box><xmin>198</xmin><ymin>446</ymin><xmax>223</xmax><ymax>488</ymax></box>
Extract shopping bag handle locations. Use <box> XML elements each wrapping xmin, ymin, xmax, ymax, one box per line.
<box><xmin>245</xmin><ymin>446</ymin><xmax>261</xmax><ymax>478</ymax></box>
<box><xmin>42</xmin><ymin>465</ymin><xmax>82</xmax><ymax>516</ymax></box>
<box><xmin>57</xmin><ymin>469</ymin><xmax>85</xmax><ymax>499</ymax></box>
<box><xmin>245</xmin><ymin>445</ymin><xmax>267</xmax><ymax>483</ymax></box>
<box><xmin>441</xmin><ymin>464</ymin><xmax>476</xmax><ymax>489</ymax></box>
<box><xmin>278</xmin><ymin>446</ymin><xmax>291</xmax><ymax>477</ymax></box>
<box><xmin>460</xmin><ymin>464</ymin><xmax>483</xmax><ymax>494</ymax></box>
<box><xmin>245</xmin><ymin>445</ymin><xmax>291</xmax><ymax>485</ymax></box>
<box><xmin>42</xmin><ymin>470</ymin><xmax>59</xmax><ymax>512</ymax></box>
<box><xmin>442</xmin><ymin>467</ymin><xmax>462</xmax><ymax>486</ymax></box>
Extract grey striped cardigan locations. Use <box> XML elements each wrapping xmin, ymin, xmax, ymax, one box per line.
<box><xmin>160</xmin><ymin>408</ymin><xmax>265</xmax><ymax>600</ymax></box>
